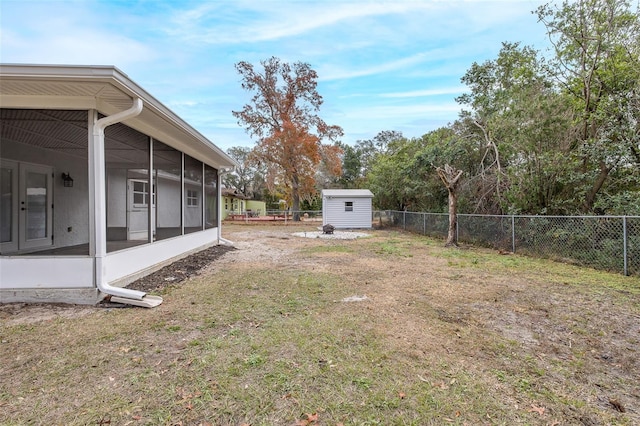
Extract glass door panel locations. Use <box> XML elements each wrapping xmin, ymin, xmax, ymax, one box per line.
<box><xmin>26</xmin><ymin>171</ymin><xmax>48</xmax><ymax>240</ymax></box>
<box><xmin>19</xmin><ymin>163</ymin><xmax>53</xmax><ymax>250</ymax></box>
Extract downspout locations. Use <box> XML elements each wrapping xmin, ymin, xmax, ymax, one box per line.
<box><xmin>218</xmin><ymin>167</ymin><xmax>235</xmax><ymax>246</ymax></box>
<box><xmin>93</xmin><ymin>98</ymin><xmax>147</xmax><ymax>300</ymax></box>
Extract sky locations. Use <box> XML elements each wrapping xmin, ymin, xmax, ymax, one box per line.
<box><xmin>0</xmin><ymin>0</ymin><xmax>552</xmax><ymax>152</ymax></box>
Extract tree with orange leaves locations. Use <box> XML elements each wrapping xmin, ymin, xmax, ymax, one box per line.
<box><xmin>233</xmin><ymin>57</ymin><xmax>343</xmax><ymax>220</ymax></box>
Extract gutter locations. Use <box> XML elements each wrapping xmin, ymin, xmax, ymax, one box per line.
<box><xmin>93</xmin><ymin>98</ymin><xmax>161</xmax><ymax>307</ymax></box>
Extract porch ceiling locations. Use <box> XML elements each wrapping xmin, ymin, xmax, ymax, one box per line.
<box><xmin>0</xmin><ymin>64</ymin><xmax>237</xmax><ymax>170</ymax></box>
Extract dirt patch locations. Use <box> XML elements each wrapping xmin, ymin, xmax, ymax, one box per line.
<box><xmin>125</xmin><ymin>244</ymin><xmax>236</xmax><ymax>293</ymax></box>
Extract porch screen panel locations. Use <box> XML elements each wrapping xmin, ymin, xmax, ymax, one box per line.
<box><xmin>153</xmin><ymin>141</ymin><xmax>182</xmax><ymax>240</ymax></box>
<box><xmin>184</xmin><ymin>155</ymin><xmax>203</xmax><ymax>234</ymax></box>
<box><xmin>105</xmin><ymin>122</ymin><xmax>150</xmax><ymax>251</ymax></box>
<box><xmin>204</xmin><ymin>165</ymin><xmax>218</xmax><ymax>229</ymax></box>
<box><xmin>1</xmin><ymin>109</ymin><xmax>89</xmax><ymax>255</ymax></box>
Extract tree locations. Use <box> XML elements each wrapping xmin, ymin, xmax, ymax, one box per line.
<box><xmin>335</xmin><ymin>142</ymin><xmax>362</xmax><ymax>188</ymax></box>
<box><xmin>457</xmin><ymin>42</ymin><xmax>576</xmax><ymax>214</ymax></box>
<box><xmin>537</xmin><ymin>0</ymin><xmax>640</xmax><ymax>213</ymax></box>
<box><xmin>437</xmin><ymin>164</ymin><xmax>463</xmax><ymax>247</ymax></box>
<box><xmin>232</xmin><ymin>57</ymin><xmax>343</xmax><ymax>220</ymax></box>
<box><xmin>223</xmin><ymin>146</ymin><xmax>266</xmax><ymax>199</ymax></box>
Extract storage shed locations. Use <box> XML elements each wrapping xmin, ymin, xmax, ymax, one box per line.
<box><xmin>322</xmin><ymin>189</ymin><xmax>373</xmax><ymax>229</ymax></box>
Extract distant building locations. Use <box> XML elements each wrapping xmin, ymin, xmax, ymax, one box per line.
<box><xmin>222</xmin><ymin>188</ymin><xmax>266</xmax><ymax>219</ymax></box>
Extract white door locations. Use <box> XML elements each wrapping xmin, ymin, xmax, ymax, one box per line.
<box><xmin>0</xmin><ymin>161</ymin><xmax>53</xmax><ymax>253</ymax></box>
<box><xmin>19</xmin><ymin>163</ymin><xmax>54</xmax><ymax>250</ymax></box>
<box><xmin>127</xmin><ymin>179</ymin><xmax>155</xmax><ymax>241</ymax></box>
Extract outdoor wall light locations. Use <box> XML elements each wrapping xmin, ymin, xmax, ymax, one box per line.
<box><xmin>62</xmin><ymin>172</ymin><xmax>74</xmax><ymax>187</ymax></box>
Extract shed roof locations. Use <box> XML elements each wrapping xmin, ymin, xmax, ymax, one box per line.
<box><xmin>0</xmin><ymin>63</ymin><xmax>238</xmax><ymax>170</ymax></box>
<box><xmin>322</xmin><ymin>189</ymin><xmax>374</xmax><ymax>198</ymax></box>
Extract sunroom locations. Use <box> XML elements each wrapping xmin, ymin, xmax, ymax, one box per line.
<box><xmin>0</xmin><ymin>64</ymin><xmax>237</xmax><ymax>307</ymax></box>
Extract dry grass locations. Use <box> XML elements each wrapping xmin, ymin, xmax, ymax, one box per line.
<box><xmin>1</xmin><ymin>223</ymin><xmax>639</xmax><ymax>425</ymax></box>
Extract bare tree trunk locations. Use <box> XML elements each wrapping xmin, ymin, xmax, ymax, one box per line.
<box><xmin>292</xmin><ymin>174</ymin><xmax>301</xmax><ymax>221</ymax></box>
<box><xmin>437</xmin><ymin>165</ymin><xmax>463</xmax><ymax>247</ymax></box>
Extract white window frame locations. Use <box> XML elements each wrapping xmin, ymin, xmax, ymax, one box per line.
<box><xmin>187</xmin><ymin>189</ymin><xmax>199</xmax><ymax>208</ymax></box>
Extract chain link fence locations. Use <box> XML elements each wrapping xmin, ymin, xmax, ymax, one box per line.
<box><xmin>373</xmin><ymin>210</ymin><xmax>639</xmax><ymax>276</ymax></box>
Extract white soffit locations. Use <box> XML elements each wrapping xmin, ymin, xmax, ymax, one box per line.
<box><xmin>0</xmin><ymin>64</ymin><xmax>238</xmax><ymax>169</ymax></box>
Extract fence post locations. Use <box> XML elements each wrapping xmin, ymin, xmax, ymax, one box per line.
<box><xmin>403</xmin><ymin>210</ymin><xmax>406</xmax><ymax>230</ymax></box>
<box><xmin>623</xmin><ymin>216</ymin><xmax>628</xmax><ymax>276</ymax></box>
<box><xmin>512</xmin><ymin>215</ymin><xmax>516</xmax><ymax>253</ymax></box>
<box><xmin>423</xmin><ymin>212</ymin><xmax>426</xmax><ymax>235</ymax></box>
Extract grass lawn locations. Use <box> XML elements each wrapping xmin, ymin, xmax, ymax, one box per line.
<box><xmin>1</xmin><ymin>223</ymin><xmax>639</xmax><ymax>425</ymax></box>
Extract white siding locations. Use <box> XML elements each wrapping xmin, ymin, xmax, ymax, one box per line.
<box><xmin>322</xmin><ymin>195</ymin><xmax>372</xmax><ymax>229</ymax></box>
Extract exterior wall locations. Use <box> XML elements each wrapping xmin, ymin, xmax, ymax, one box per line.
<box><xmin>157</xmin><ymin>179</ymin><xmax>181</xmax><ymax>227</ymax></box>
<box><xmin>0</xmin><ymin>288</ymin><xmax>99</xmax><ymax>305</ymax></box>
<box><xmin>0</xmin><ymin>256</ymin><xmax>94</xmax><ymax>289</ymax></box>
<box><xmin>246</xmin><ymin>200</ymin><xmax>266</xmax><ymax>215</ymax></box>
<box><xmin>323</xmin><ymin>197</ymin><xmax>372</xmax><ymax>229</ymax></box>
<box><xmin>105</xmin><ymin>227</ymin><xmax>219</xmax><ymax>286</ymax></box>
<box><xmin>106</xmin><ymin>168</ymin><xmax>127</xmax><ymax>227</ymax></box>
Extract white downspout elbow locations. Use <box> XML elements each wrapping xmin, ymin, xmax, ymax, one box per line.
<box><xmin>94</xmin><ymin>98</ymin><xmax>147</xmax><ymax>301</ymax></box>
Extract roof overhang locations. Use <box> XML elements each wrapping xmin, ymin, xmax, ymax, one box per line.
<box><xmin>322</xmin><ymin>189</ymin><xmax>374</xmax><ymax>198</ymax></box>
<box><xmin>0</xmin><ymin>63</ymin><xmax>238</xmax><ymax>170</ymax></box>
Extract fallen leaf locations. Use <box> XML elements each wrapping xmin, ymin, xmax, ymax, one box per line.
<box><xmin>527</xmin><ymin>404</ymin><xmax>545</xmax><ymax>416</ymax></box>
<box><xmin>132</xmin><ymin>415</ymin><xmax>141</xmax><ymax>420</ymax></box>
<box><xmin>609</xmin><ymin>398</ymin><xmax>625</xmax><ymax>412</ymax></box>
<box><xmin>294</xmin><ymin>412</ymin><xmax>318</xmax><ymax>425</ymax></box>
<box><xmin>398</xmin><ymin>392</ymin><xmax>406</xmax><ymax>399</ymax></box>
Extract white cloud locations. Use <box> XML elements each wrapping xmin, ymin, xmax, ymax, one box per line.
<box><xmin>380</xmin><ymin>87</ymin><xmax>467</xmax><ymax>98</ymax></box>
<box><xmin>167</xmin><ymin>1</ymin><xmax>437</xmax><ymax>44</ymax></box>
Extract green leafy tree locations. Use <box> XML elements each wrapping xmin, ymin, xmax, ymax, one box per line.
<box><xmin>223</xmin><ymin>146</ymin><xmax>266</xmax><ymax>199</ymax></box>
<box><xmin>537</xmin><ymin>0</ymin><xmax>640</xmax><ymax>213</ymax></box>
<box><xmin>457</xmin><ymin>42</ymin><xmax>574</xmax><ymax>214</ymax></box>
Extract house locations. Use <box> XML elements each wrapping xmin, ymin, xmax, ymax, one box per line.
<box><xmin>0</xmin><ymin>64</ymin><xmax>238</xmax><ymax>307</ymax></box>
<box><xmin>221</xmin><ymin>188</ymin><xmax>266</xmax><ymax>219</ymax></box>
<box><xmin>322</xmin><ymin>189</ymin><xmax>374</xmax><ymax>229</ymax></box>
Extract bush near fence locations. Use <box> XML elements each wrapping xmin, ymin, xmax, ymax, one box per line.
<box><xmin>373</xmin><ymin>210</ymin><xmax>639</xmax><ymax>277</ymax></box>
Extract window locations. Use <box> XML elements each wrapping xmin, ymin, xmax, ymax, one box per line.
<box><xmin>187</xmin><ymin>189</ymin><xmax>199</xmax><ymax>207</ymax></box>
<box><xmin>133</xmin><ymin>181</ymin><xmax>150</xmax><ymax>206</ymax></box>
<box><xmin>345</xmin><ymin>201</ymin><xmax>353</xmax><ymax>212</ymax></box>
